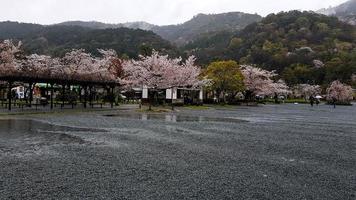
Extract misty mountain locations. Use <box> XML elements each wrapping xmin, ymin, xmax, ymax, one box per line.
<box><xmin>152</xmin><ymin>12</ymin><xmax>262</xmax><ymax>46</ymax></box>
<box><xmin>56</xmin><ymin>12</ymin><xmax>262</xmax><ymax>46</ymax></box>
<box><xmin>56</xmin><ymin>21</ymin><xmax>156</xmax><ymax>30</ymax></box>
<box><xmin>0</xmin><ymin>21</ymin><xmax>44</xmax><ymax>39</ymax></box>
<box><xmin>0</xmin><ymin>21</ymin><xmax>177</xmax><ymax>58</ymax></box>
<box><xmin>317</xmin><ymin>0</ymin><xmax>356</xmax><ymax>25</ymax></box>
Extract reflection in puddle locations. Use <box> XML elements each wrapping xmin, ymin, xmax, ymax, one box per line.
<box><xmin>0</xmin><ymin>119</ymin><xmax>107</xmax><ymax>137</ymax></box>
<box><xmin>104</xmin><ymin>113</ymin><xmax>247</xmax><ymax>123</ymax></box>
<box><xmin>0</xmin><ymin>119</ymin><xmax>106</xmax><ymax>158</ymax></box>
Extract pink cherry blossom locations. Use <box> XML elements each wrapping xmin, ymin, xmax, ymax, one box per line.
<box><xmin>240</xmin><ymin>65</ymin><xmax>290</xmax><ymax>96</ymax></box>
<box><xmin>0</xmin><ymin>40</ymin><xmax>22</xmax><ymax>77</ymax></box>
<box><xmin>122</xmin><ymin>51</ymin><xmax>204</xmax><ymax>90</ymax></box>
<box><xmin>293</xmin><ymin>84</ymin><xmax>321</xmax><ymax>98</ymax></box>
<box><xmin>326</xmin><ymin>80</ymin><xmax>353</xmax><ymax>103</ymax></box>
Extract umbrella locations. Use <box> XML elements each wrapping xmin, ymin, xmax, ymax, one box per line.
<box><xmin>315</xmin><ymin>95</ymin><xmax>322</xmax><ymax>99</ymax></box>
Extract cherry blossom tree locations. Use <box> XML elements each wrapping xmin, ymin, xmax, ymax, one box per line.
<box><xmin>58</xmin><ymin>49</ymin><xmax>121</xmax><ymax>84</ymax></box>
<box><xmin>123</xmin><ymin>51</ymin><xmax>204</xmax><ymax>109</ymax></box>
<box><xmin>21</xmin><ymin>54</ymin><xmax>57</xmax><ymax>105</ymax></box>
<box><xmin>164</xmin><ymin>55</ymin><xmax>206</xmax><ymax>109</ymax></box>
<box><xmin>97</xmin><ymin>49</ymin><xmax>124</xmax><ymax>84</ymax></box>
<box><xmin>61</xmin><ymin>49</ymin><xmax>98</xmax><ymax>82</ymax></box>
<box><xmin>22</xmin><ymin>54</ymin><xmax>53</xmax><ymax>78</ymax></box>
<box><xmin>165</xmin><ymin>55</ymin><xmax>205</xmax><ymax>89</ymax></box>
<box><xmin>58</xmin><ymin>49</ymin><xmax>122</xmax><ymax>107</ymax></box>
<box><xmin>1</xmin><ymin>44</ymin><xmax>123</xmax><ymax>84</ymax></box>
<box><xmin>123</xmin><ymin>51</ymin><xmax>180</xmax><ymax>89</ymax></box>
<box><xmin>271</xmin><ymin>80</ymin><xmax>291</xmax><ymax>96</ymax></box>
<box><xmin>0</xmin><ymin>40</ymin><xmax>22</xmax><ymax>77</ymax></box>
<box><xmin>123</xmin><ymin>52</ymin><xmax>176</xmax><ymax>109</ymax></box>
<box><xmin>326</xmin><ymin>80</ymin><xmax>353</xmax><ymax>104</ymax></box>
<box><xmin>240</xmin><ymin>65</ymin><xmax>290</xmax><ymax>100</ymax></box>
<box><xmin>96</xmin><ymin>49</ymin><xmax>125</xmax><ymax>106</ymax></box>
<box><xmin>241</xmin><ymin>65</ymin><xmax>276</xmax><ymax>97</ymax></box>
<box><xmin>0</xmin><ymin>40</ymin><xmax>126</xmax><ymax>110</ymax></box>
<box><xmin>0</xmin><ymin>40</ymin><xmax>25</xmax><ymax>110</ymax></box>
<box><xmin>47</xmin><ymin>57</ymin><xmax>65</xmax><ymax>80</ymax></box>
<box><xmin>292</xmin><ymin>84</ymin><xmax>321</xmax><ymax>99</ymax></box>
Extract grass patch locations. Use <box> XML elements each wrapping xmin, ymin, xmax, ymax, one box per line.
<box><xmin>183</xmin><ymin>105</ymin><xmax>211</xmax><ymax>110</ymax></box>
<box><xmin>202</xmin><ymin>104</ymin><xmax>243</xmax><ymax>109</ymax></box>
<box><xmin>136</xmin><ymin>107</ymin><xmax>172</xmax><ymax>113</ymax></box>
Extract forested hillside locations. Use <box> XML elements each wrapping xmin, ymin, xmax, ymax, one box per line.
<box><xmin>56</xmin><ymin>21</ymin><xmax>155</xmax><ymax>30</ymax></box>
<box><xmin>0</xmin><ymin>22</ymin><xmax>178</xmax><ymax>58</ymax></box>
<box><xmin>56</xmin><ymin>12</ymin><xmax>262</xmax><ymax>46</ymax></box>
<box><xmin>153</xmin><ymin>12</ymin><xmax>262</xmax><ymax>45</ymax></box>
<box><xmin>0</xmin><ymin>21</ymin><xmax>43</xmax><ymax>39</ymax></box>
<box><xmin>184</xmin><ymin>11</ymin><xmax>356</xmax><ymax>85</ymax></box>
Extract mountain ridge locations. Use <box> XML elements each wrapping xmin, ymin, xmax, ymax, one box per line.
<box><xmin>152</xmin><ymin>12</ymin><xmax>262</xmax><ymax>45</ymax></box>
<box><xmin>56</xmin><ymin>21</ymin><xmax>156</xmax><ymax>30</ymax></box>
<box><xmin>0</xmin><ymin>21</ymin><xmax>178</xmax><ymax>58</ymax></box>
<box><xmin>317</xmin><ymin>0</ymin><xmax>356</xmax><ymax>25</ymax></box>
<box><xmin>181</xmin><ymin>10</ymin><xmax>356</xmax><ymax>85</ymax></box>
<box><xmin>52</xmin><ymin>12</ymin><xmax>262</xmax><ymax>46</ymax></box>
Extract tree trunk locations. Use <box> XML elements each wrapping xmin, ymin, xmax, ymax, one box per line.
<box><xmin>148</xmin><ymin>90</ymin><xmax>153</xmax><ymax>111</ymax></box>
<box><xmin>154</xmin><ymin>90</ymin><xmax>158</xmax><ymax>106</ymax></box>
<box><xmin>79</xmin><ymin>86</ymin><xmax>82</xmax><ymax>102</ymax></box>
<box><xmin>29</xmin><ymin>82</ymin><xmax>34</xmax><ymax>108</ymax></box>
<box><xmin>84</xmin><ymin>86</ymin><xmax>87</xmax><ymax>108</ymax></box>
<box><xmin>111</xmin><ymin>86</ymin><xmax>114</xmax><ymax>108</ymax></box>
<box><xmin>24</xmin><ymin>86</ymin><xmax>29</xmax><ymax>104</ymax></box>
<box><xmin>8</xmin><ymin>81</ymin><xmax>12</xmax><ymax>111</ymax></box>
<box><xmin>222</xmin><ymin>91</ymin><xmax>226</xmax><ymax>104</ymax></box>
<box><xmin>139</xmin><ymin>84</ymin><xmax>143</xmax><ymax>109</ymax></box>
<box><xmin>89</xmin><ymin>86</ymin><xmax>93</xmax><ymax>108</ymax></box>
<box><xmin>50</xmin><ymin>83</ymin><xmax>54</xmax><ymax>110</ymax></box>
<box><xmin>62</xmin><ymin>84</ymin><xmax>65</xmax><ymax>108</ymax></box>
<box><xmin>171</xmin><ymin>87</ymin><xmax>174</xmax><ymax>111</ymax></box>
<box><xmin>46</xmin><ymin>83</ymin><xmax>49</xmax><ymax>96</ymax></box>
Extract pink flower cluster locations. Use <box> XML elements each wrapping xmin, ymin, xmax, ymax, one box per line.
<box><xmin>122</xmin><ymin>51</ymin><xmax>204</xmax><ymax>89</ymax></box>
<box><xmin>241</xmin><ymin>65</ymin><xmax>290</xmax><ymax>96</ymax></box>
<box><xmin>0</xmin><ymin>40</ymin><xmax>121</xmax><ymax>83</ymax></box>
<box><xmin>326</xmin><ymin>80</ymin><xmax>353</xmax><ymax>103</ymax></box>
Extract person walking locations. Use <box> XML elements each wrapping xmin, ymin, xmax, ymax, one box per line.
<box><xmin>309</xmin><ymin>95</ymin><xmax>314</xmax><ymax>107</ymax></box>
<box><xmin>316</xmin><ymin>98</ymin><xmax>320</xmax><ymax>106</ymax></box>
<box><xmin>332</xmin><ymin>97</ymin><xmax>337</xmax><ymax>109</ymax></box>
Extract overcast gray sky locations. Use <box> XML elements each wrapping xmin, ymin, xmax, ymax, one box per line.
<box><xmin>0</xmin><ymin>0</ymin><xmax>348</xmax><ymax>25</ymax></box>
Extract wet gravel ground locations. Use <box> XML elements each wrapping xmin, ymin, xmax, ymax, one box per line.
<box><xmin>0</xmin><ymin>104</ymin><xmax>355</xmax><ymax>199</ymax></box>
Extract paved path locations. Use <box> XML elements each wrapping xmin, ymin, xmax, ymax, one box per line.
<box><xmin>0</xmin><ymin>104</ymin><xmax>355</xmax><ymax>199</ymax></box>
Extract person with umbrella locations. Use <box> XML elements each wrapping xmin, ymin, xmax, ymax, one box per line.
<box><xmin>315</xmin><ymin>95</ymin><xmax>322</xmax><ymax>106</ymax></box>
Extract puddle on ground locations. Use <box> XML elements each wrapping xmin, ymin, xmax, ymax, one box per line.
<box><xmin>103</xmin><ymin>113</ymin><xmax>248</xmax><ymax>123</ymax></box>
<box><xmin>0</xmin><ymin>119</ymin><xmax>107</xmax><ymax>158</ymax></box>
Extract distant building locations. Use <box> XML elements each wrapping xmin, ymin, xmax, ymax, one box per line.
<box><xmin>141</xmin><ymin>87</ymin><xmax>204</xmax><ymax>105</ymax></box>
